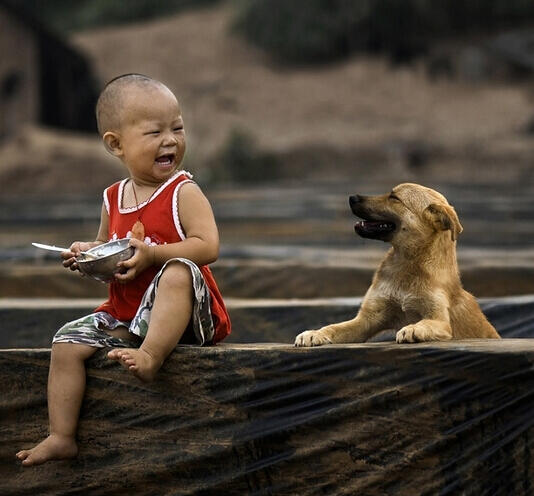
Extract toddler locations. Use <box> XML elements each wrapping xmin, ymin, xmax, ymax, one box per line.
<box><xmin>16</xmin><ymin>74</ymin><xmax>231</xmax><ymax>466</ymax></box>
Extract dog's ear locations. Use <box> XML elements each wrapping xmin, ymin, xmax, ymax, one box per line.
<box><xmin>423</xmin><ymin>203</ymin><xmax>463</xmax><ymax>241</ymax></box>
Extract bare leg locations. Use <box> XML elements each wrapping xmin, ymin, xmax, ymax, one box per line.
<box><xmin>16</xmin><ymin>343</ymin><xmax>97</xmax><ymax>466</ymax></box>
<box><xmin>108</xmin><ymin>262</ymin><xmax>193</xmax><ymax>382</ymax></box>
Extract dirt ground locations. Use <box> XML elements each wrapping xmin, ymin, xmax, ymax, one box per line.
<box><xmin>1</xmin><ymin>2</ymin><xmax>534</xmax><ymax>196</ymax></box>
<box><xmin>70</xmin><ymin>2</ymin><xmax>534</xmax><ymax>183</ymax></box>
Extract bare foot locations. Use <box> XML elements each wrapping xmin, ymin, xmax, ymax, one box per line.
<box><xmin>107</xmin><ymin>348</ymin><xmax>162</xmax><ymax>382</ymax></box>
<box><xmin>16</xmin><ymin>434</ymin><xmax>78</xmax><ymax>467</ymax></box>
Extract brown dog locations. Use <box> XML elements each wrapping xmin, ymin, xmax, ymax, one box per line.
<box><xmin>295</xmin><ymin>183</ymin><xmax>500</xmax><ymax>346</ymax></box>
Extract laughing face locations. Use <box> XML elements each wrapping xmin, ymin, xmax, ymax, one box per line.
<box><xmin>113</xmin><ymin>85</ymin><xmax>186</xmax><ymax>186</ymax></box>
<box><xmin>349</xmin><ymin>183</ymin><xmax>461</xmax><ymax>247</ymax></box>
<box><xmin>350</xmin><ymin>192</ymin><xmax>398</xmax><ymax>242</ymax></box>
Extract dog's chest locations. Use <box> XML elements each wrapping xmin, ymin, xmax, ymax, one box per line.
<box><xmin>396</xmin><ymin>294</ymin><xmax>423</xmax><ymax>325</ymax></box>
<box><xmin>396</xmin><ymin>290</ymin><xmax>420</xmax><ymax>309</ymax></box>
<box><xmin>396</xmin><ymin>293</ymin><xmax>421</xmax><ymax>317</ymax></box>
<box><xmin>375</xmin><ymin>279</ymin><xmax>423</xmax><ymax>319</ymax></box>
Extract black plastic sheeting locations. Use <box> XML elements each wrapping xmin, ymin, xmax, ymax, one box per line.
<box><xmin>1</xmin><ymin>297</ymin><xmax>534</xmax><ymax>495</ymax></box>
<box><xmin>2</xmin><ymin>295</ymin><xmax>534</xmax><ymax>348</ymax></box>
<box><xmin>2</xmin><ymin>341</ymin><xmax>534</xmax><ymax>495</ymax></box>
<box><xmin>481</xmin><ymin>296</ymin><xmax>534</xmax><ymax>338</ymax></box>
<box><xmin>227</xmin><ymin>295</ymin><xmax>534</xmax><ymax>344</ymax></box>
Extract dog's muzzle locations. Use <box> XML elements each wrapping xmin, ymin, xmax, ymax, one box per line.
<box><xmin>350</xmin><ymin>195</ymin><xmax>396</xmax><ymax>241</ymax></box>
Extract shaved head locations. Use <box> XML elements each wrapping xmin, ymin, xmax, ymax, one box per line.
<box><xmin>95</xmin><ymin>74</ymin><xmax>173</xmax><ymax>135</ymax></box>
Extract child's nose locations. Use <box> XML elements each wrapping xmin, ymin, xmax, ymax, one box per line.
<box><xmin>161</xmin><ymin>131</ymin><xmax>178</xmax><ymax>146</ymax></box>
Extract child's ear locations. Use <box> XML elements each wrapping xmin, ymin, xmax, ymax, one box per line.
<box><xmin>423</xmin><ymin>203</ymin><xmax>463</xmax><ymax>241</ymax></box>
<box><xmin>102</xmin><ymin>131</ymin><xmax>123</xmax><ymax>157</ymax></box>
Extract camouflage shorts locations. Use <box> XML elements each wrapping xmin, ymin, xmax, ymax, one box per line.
<box><xmin>53</xmin><ymin>258</ymin><xmax>215</xmax><ymax>348</ymax></box>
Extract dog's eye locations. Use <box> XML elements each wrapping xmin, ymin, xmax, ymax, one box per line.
<box><xmin>389</xmin><ymin>194</ymin><xmax>401</xmax><ymax>202</ymax></box>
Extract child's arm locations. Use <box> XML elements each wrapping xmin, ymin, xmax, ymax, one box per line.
<box><xmin>62</xmin><ymin>203</ymin><xmax>110</xmax><ymax>272</ymax></box>
<box><xmin>115</xmin><ymin>183</ymin><xmax>219</xmax><ymax>283</ymax></box>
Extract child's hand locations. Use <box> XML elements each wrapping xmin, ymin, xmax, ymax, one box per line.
<box><xmin>114</xmin><ymin>238</ymin><xmax>155</xmax><ymax>283</ymax></box>
<box><xmin>62</xmin><ymin>241</ymin><xmax>95</xmax><ymax>272</ymax></box>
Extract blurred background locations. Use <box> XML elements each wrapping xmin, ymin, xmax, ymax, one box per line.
<box><xmin>1</xmin><ymin>0</ymin><xmax>534</xmax><ymax>312</ymax></box>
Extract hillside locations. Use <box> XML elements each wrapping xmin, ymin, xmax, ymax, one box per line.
<box><xmin>73</xmin><ymin>2</ymin><xmax>534</xmax><ymax>181</ymax></box>
<box><xmin>70</xmin><ymin>2</ymin><xmax>534</xmax><ymax>185</ymax></box>
<box><xmin>1</xmin><ymin>1</ymin><xmax>533</xmax><ymax>196</ymax></box>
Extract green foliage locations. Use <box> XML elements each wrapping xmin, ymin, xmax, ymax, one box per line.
<box><xmin>234</xmin><ymin>0</ymin><xmax>372</xmax><ymax>63</ymax></box>
<box><xmin>219</xmin><ymin>129</ymin><xmax>280</xmax><ymax>183</ymax></box>
<box><xmin>235</xmin><ymin>0</ymin><xmax>534</xmax><ymax>64</ymax></box>
<box><xmin>9</xmin><ymin>0</ymin><xmax>221</xmax><ymax>32</ymax></box>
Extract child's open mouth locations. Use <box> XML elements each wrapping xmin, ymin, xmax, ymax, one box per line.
<box><xmin>155</xmin><ymin>154</ymin><xmax>175</xmax><ymax>167</ymax></box>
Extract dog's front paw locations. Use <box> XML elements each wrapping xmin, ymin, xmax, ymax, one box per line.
<box><xmin>396</xmin><ymin>321</ymin><xmax>452</xmax><ymax>343</ymax></box>
<box><xmin>396</xmin><ymin>325</ymin><xmax>421</xmax><ymax>343</ymax></box>
<box><xmin>294</xmin><ymin>329</ymin><xmax>333</xmax><ymax>347</ymax></box>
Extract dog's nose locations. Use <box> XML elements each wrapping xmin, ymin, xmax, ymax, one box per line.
<box><xmin>349</xmin><ymin>195</ymin><xmax>365</xmax><ymax>207</ymax></box>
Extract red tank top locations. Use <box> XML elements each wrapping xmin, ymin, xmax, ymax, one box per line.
<box><xmin>94</xmin><ymin>171</ymin><xmax>231</xmax><ymax>344</ymax></box>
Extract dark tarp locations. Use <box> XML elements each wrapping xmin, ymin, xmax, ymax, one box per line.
<box><xmin>1</xmin><ymin>341</ymin><xmax>534</xmax><ymax>495</ymax></box>
<box><xmin>2</xmin><ymin>297</ymin><xmax>534</xmax><ymax>495</ymax></box>
<box><xmin>2</xmin><ymin>295</ymin><xmax>534</xmax><ymax>347</ymax></box>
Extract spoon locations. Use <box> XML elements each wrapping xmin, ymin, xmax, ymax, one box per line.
<box><xmin>32</xmin><ymin>243</ymin><xmax>97</xmax><ymax>259</ymax></box>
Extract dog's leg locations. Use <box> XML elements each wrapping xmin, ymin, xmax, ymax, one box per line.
<box><xmin>295</xmin><ymin>296</ymin><xmax>394</xmax><ymax>347</ymax></box>
<box><xmin>396</xmin><ymin>319</ymin><xmax>453</xmax><ymax>343</ymax></box>
<box><xmin>396</xmin><ymin>292</ymin><xmax>454</xmax><ymax>343</ymax></box>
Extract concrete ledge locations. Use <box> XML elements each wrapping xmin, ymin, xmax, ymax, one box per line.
<box><xmin>2</xmin><ymin>341</ymin><xmax>534</xmax><ymax>495</ymax></box>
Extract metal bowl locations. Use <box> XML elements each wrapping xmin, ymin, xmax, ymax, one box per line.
<box><xmin>76</xmin><ymin>238</ymin><xmax>134</xmax><ymax>283</ymax></box>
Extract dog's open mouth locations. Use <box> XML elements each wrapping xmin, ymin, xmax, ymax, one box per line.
<box><xmin>354</xmin><ymin>219</ymin><xmax>396</xmax><ymax>240</ymax></box>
